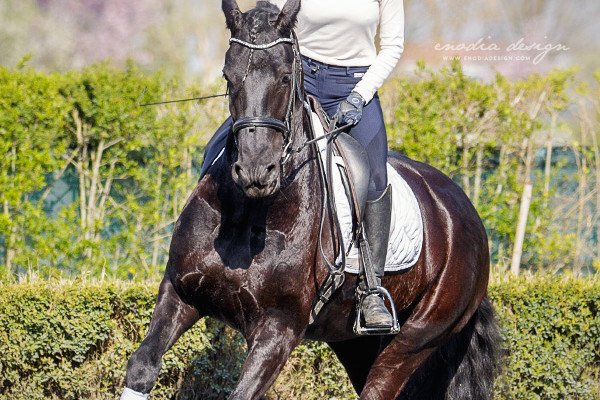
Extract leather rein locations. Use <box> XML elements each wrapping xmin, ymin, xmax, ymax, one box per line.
<box><xmin>228</xmin><ymin>32</ymin><xmax>347</xmax><ymax>322</ymax></box>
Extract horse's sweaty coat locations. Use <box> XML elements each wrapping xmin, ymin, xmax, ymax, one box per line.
<box><xmin>121</xmin><ymin>2</ymin><xmax>499</xmax><ymax>399</ymax></box>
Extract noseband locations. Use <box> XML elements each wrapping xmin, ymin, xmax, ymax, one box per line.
<box><xmin>228</xmin><ymin>33</ymin><xmax>305</xmax><ymax>163</ymax></box>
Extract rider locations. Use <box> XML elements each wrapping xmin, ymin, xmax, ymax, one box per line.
<box><xmin>273</xmin><ymin>0</ymin><xmax>405</xmax><ymax>330</ymax></box>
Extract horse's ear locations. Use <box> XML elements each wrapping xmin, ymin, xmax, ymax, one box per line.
<box><xmin>275</xmin><ymin>0</ymin><xmax>300</xmax><ymax>33</ymax></box>
<box><xmin>222</xmin><ymin>0</ymin><xmax>243</xmax><ymax>32</ymax></box>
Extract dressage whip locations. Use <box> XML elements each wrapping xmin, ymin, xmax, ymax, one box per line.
<box><xmin>136</xmin><ymin>86</ymin><xmax>228</xmax><ymax>107</ymax></box>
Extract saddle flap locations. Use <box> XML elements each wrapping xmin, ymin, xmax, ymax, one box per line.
<box><xmin>332</xmin><ymin>133</ymin><xmax>371</xmax><ymax>228</ymax></box>
<box><xmin>308</xmin><ymin>95</ymin><xmax>371</xmax><ymax>233</ymax></box>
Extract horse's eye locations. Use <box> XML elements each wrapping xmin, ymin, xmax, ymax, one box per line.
<box><xmin>281</xmin><ymin>74</ymin><xmax>291</xmax><ymax>85</ymax></box>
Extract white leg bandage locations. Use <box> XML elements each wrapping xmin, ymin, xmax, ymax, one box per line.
<box><xmin>120</xmin><ymin>387</ymin><xmax>150</xmax><ymax>400</ymax></box>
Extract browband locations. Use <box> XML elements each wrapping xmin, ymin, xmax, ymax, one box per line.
<box><xmin>229</xmin><ymin>37</ymin><xmax>296</xmax><ymax>50</ymax></box>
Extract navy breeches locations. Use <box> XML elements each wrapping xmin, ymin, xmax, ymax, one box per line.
<box><xmin>302</xmin><ymin>56</ymin><xmax>388</xmax><ymax>192</ymax></box>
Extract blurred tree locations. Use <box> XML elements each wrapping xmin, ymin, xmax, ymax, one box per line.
<box><xmin>1</xmin><ymin>0</ymin><xmax>599</xmax><ymax>82</ymax></box>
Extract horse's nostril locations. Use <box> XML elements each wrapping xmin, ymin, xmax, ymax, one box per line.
<box><xmin>266</xmin><ymin>164</ymin><xmax>276</xmax><ymax>173</ymax></box>
<box><xmin>235</xmin><ymin>164</ymin><xmax>242</xmax><ymax>175</ymax></box>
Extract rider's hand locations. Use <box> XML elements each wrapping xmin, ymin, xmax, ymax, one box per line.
<box><xmin>335</xmin><ymin>91</ymin><xmax>365</xmax><ymax>126</ymax></box>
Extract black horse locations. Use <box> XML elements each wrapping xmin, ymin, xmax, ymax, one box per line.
<box><xmin>122</xmin><ymin>1</ymin><xmax>499</xmax><ymax>399</ymax></box>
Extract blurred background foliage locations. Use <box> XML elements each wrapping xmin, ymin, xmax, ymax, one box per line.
<box><xmin>1</xmin><ymin>0</ymin><xmax>599</xmax><ymax>82</ymax></box>
<box><xmin>1</xmin><ymin>60</ymin><xmax>599</xmax><ymax>279</ymax></box>
<box><xmin>1</xmin><ymin>0</ymin><xmax>600</xmax><ymax>278</ymax></box>
<box><xmin>0</xmin><ymin>62</ymin><xmax>228</xmax><ymax>279</ymax></box>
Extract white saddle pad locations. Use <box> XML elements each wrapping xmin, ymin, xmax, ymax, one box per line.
<box><xmin>311</xmin><ymin>112</ymin><xmax>423</xmax><ymax>274</ymax></box>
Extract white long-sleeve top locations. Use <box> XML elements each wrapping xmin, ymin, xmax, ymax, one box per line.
<box><xmin>269</xmin><ymin>0</ymin><xmax>405</xmax><ymax>103</ymax></box>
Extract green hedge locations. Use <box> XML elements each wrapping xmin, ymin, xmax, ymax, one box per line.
<box><xmin>490</xmin><ymin>277</ymin><xmax>600</xmax><ymax>399</ymax></box>
<box><xmin>0</xmin><ymin>276</ymin><xmax>598</xmax><ymax>399</ymax></box>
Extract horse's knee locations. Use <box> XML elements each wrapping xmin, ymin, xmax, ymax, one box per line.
<box><xmin>360</xmin><ymin>384</ymin><xmax>387</xmax><ymax>400</ymax></box>
<box><xmin>125</xmin><ymin>347</ymin><xmax>162</xmax><ymax>394</ymax></box>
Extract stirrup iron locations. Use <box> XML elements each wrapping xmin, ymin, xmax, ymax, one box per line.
<box><xmin>354</xmin><ymin>286</ymin><xmax>400</xmax><ymax>335</ymax></box>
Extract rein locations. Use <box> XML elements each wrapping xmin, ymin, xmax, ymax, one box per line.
<box><xmin>228</xmin><ymin>30</ymin><xmax>347</xmax><ymax>320</ymax></box>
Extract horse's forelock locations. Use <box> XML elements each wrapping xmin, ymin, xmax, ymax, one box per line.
<box><xmin>255</xmin><ymin>1</ymin><xmax>280</xmax><ymax>14</ymax></box>
<box><xmin>250</xmin><ymin>1</ymin><xmax>297</xmax><ymax>34</ymax></box>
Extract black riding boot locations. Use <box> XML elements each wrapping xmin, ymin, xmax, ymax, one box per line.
<box><xmin>359</xmin><ymin>185</ymin><xmax>394</xmax><ymax>329</ymax></box>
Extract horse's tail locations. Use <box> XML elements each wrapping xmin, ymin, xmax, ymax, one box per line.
<box><xmin>401</xmin><ymin>295</ymin><xmax>502</xmax><ymax>400</ymax></box>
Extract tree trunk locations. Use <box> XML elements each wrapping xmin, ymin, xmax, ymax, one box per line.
<box><xmin>586</xmin><ymin>110</ymin><xmax>600</xmax><ymax>267</ymax></box>
<box><xmin>510</xmin><ymin>90</ymin><xmax>547</xmax><ymax>276</ymax></box>
<box><xmin>495</xmin><ymin>144</ymin><xmax>507</xmax><ymax>195</ymax></box>
<box><xmin>4</xmin><ymin>145</ymin><xmax>18</xmax><ymax>274</ymax></box>
<box><xmin>511</xmin><ymin>182</ymin><xmax>533</xmax><ymax>276</ymax></box>
<box><xmin>462</xmin><ymin>139</ymin><xmax>471</xmax><ymax>198</ymax></box>
<box><xmin>511</xmin><ymin>138</ymin><xmax>535</xmax><ymax>276</ymax></box>
<box><xmin>73</xmin><ymin>110</ymin><xmax>88</xmax><ymax>234</ymax></box>
<box><xmin>151</xmin><ymin>164</ymin><xmax>164</xmax><ymax>268</ymax></box>
<box><xmin>87</xmin><ymin>138</ymin><xmax>105</xmax><ymax>243</ymax></box>
<box><xmin>543</xmin><ymin>114</ymin><xmax>556</xmax><ymax>198</ymax></box>
<box><xmin>576</xmin><ymin>157</ymin><xmax>587</xmax><ymax>275</ymax></box>
<box><xmin>3</xmin><ymin>200</ymin><xmax>13</xmax><ymax>275</ymax></box>
<box><xmin>474</xmin><ymin>142</ymin><xmax>484</xmax><ymax>207</ymax></box>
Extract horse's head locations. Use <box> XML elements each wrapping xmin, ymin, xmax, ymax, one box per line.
<box><xmin>222</xmin><ymin>0</ymin><xmax>301</xmax><ymax>198</ymax></box>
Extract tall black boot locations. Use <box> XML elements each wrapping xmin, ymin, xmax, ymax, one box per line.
<box><xmin>359</xmin><ymin>185</ymin><xmax>394</xmax><ymax>329</ymax></box>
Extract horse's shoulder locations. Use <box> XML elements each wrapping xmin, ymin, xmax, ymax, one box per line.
<box><xmin>170</xmin><ymin>176</ymin><xmax>223</xmax><ymax>255</ymax></box>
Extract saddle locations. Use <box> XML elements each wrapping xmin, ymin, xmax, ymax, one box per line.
<box><xmin>307</xmin><ymin>95</ymin><xmax>370</xmax><ymax>237</ymax></box>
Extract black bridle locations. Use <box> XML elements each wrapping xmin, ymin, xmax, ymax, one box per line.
<box><xmin>228</xmin><ymin>33</ymin><xmax>305</xmax><ymax>163</ymax></box>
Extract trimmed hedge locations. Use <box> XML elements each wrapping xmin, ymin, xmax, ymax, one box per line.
<box><xmin>0</xmin><ymin>276</ymin><xmax>598</xmax><ymax>399</ymax></box>
<box><xmin>490</xmin><ymin>277</ymin><xmax>600</xmax><ymax>399</ymax></box>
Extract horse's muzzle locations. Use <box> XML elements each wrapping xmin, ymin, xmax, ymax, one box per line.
<box><xmin>232</xmin><ymin>161</ymin><xmax>280</xmax><ymax>198</ymax></box>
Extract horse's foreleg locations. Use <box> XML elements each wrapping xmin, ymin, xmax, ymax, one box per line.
<box><xmin>228</xmin><ymin>314</ymin><xmax>304</xmax><ymax>400</ymax></box>
<box><xmin>121</xmin><ymin>277</ymin><xmax>200</xmax><ymax>399</ymax></box>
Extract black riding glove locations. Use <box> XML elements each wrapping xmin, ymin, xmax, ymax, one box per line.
<box><xmin>336</xmin><ymin>91</ymin><xmax>365</xmax><ymax>126</ymax></box>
